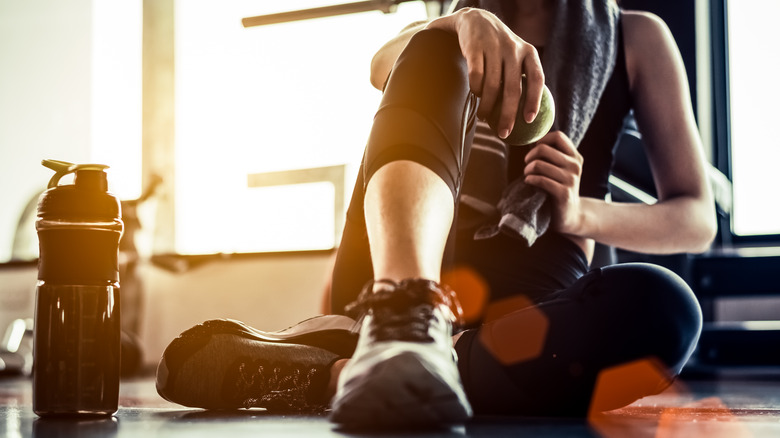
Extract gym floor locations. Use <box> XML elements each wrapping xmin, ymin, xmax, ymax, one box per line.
<box><xmin>2</xmin><ymin>371</ymin><xmax>780</xmax><ymax>437</ymax></box>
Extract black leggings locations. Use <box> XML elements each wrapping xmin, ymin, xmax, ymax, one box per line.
<box><xmin>331</xmin><ymin>29</ymin><xmax>702</xmax><ymax>416</ymax></box>
<box><xmin>331</xmin><ymin>29</ymin><xmax>477</xmax><ymax>315</ymax></box>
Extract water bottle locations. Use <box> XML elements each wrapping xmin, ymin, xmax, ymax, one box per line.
<box><xmin>33</xmin><ymin>159</ymin><xmax>123</xmax><ymax>417</ymax></box>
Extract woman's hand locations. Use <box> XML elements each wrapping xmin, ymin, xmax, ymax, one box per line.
<box><xmin>426</xmin><ymin>8</ymin><xmax>544</xmax><ymax>139</ymax></box>
<box><xmin>523</xmin><ymin>131</ymin><xmax>585</xmax><ymax>236</ymax></box>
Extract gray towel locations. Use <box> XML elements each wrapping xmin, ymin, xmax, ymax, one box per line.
<box><xmin>452</xmin><ymin>0</ymin><xmax>620</xmax><ymax>245</ymax></box>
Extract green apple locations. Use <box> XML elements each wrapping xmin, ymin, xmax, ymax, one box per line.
<box><xmin>488</xmin><ymin>75</ymin><xmax>555</xmax><ymax>146</ymax></box>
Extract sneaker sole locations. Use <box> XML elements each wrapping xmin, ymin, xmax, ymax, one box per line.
<box><xmin>330</xmin><ymin>351</ymin><xmax>472</xmax><ymax>428</ymax></box>
<box><xmin>211</xmin><ymin>315</ymin><xmax>359</xmax><ymax>357</ymax></box>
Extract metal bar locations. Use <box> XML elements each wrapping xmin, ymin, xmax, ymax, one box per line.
<box><xmin>242</xmin><ymin>0</ymin><xmax>404</xmax><ymax>28</ymax></box>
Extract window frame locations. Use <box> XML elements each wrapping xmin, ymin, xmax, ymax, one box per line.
<box><xmin>710</xmin><ymin>0</ymin><xmax>780</xmax><ymax>245</ymax></box>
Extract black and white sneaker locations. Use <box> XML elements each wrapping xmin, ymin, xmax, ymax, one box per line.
<box><xmin>156</xmin><ymin>316</ymin><xmax>357</xmax><ymax>412</ymax></box>
<box><xmin>330</xmin><ymin>279</ymin><xmax>472</xmax><ymax>428</ymax></box>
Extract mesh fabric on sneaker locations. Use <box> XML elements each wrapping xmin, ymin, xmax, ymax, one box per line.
<box><xmin>156</xmin><ymin>317</ymin><xmax>355</xmax><ymax>412</ymax></box>
<box><xmin>345</xmin><ymin>278</ymin><xmax>465</xmax><ymax>343</ymax></box>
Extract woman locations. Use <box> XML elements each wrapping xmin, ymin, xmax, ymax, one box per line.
<box><xmin>156</xmin><ymin>0</ymin><xmax>716</xmax><ymax>428</ymax></box>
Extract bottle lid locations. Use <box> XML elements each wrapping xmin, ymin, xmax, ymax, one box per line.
<box><xmin>37</xmin><ymin>159</ymin><xmax>121</xmax><ymax>221</ymax></box>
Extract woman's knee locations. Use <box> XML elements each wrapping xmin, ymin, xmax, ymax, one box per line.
<box><xmin>599</xmin><ymin>263</ymin><xmax>701</xmax><ymax>324</ymax></box>
<box><xmin>364</xmin><ymin>28</ymin><xmax>476</xmax><ymax>199</ymax></box>
<box><xmin>396</xmin><ymin>28</ymin><xmax>466</xmax><ymax>81</ymax></box>
<box><xmin>599</xmin><ymin>263</ymin><xmax>703</xmax><ymax>372</ymax></box>
<box><xmin>381</xmin><ymin>28</ymin><xmax>471</xmax><ymax>117</ymax></box>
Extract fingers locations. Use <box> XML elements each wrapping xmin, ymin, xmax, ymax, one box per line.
<box><xmin>452</xmin><ymin>9</ymin><xmax>544</xmax><ymax>139</ymax></box>
<box><xmin>476</xmin><ymin>53</ymin><xmax>504</xmax><ymax>122</ymax></box>
<box><xmin>524</xmin><ymin>169</ymin><xmax>567</xmax><ymax>200</ymax></box>
<box><xmin>521</xmin><ymin>54</ymin><xmax>545</xmax><ymax>123</ymax></box>
<box><xmin>493</xmin><ymin>60</ymin><xmax>523</xmax><ymax>139</ymax></box>
<box><xmin>524</xmin><ymin>132</ymin><xmax>582</xmax><ymax>190</ymax></box>
<box><xmin>473</xmin><ymin>45</ymin><xmax>543</xmax><ymax>138</ymax></box>
<box><xmin>464</xmin><ymin>49</ymin><xmax>485</xmax><ymax>96</ymax></box>
<box><xmin>476</xmin><ymin>43</ymin><xmax>543</xmax><ymax>139</ymax></box>
<box><xmin>528</xmin><ymin>131</ymin><xmax>580</xmax><ymax>159</ymax></box>
<box><xmin>523</xmin><ymin>132</ymin><xmax>584</xmax><ymax>235</ymax></box>
<box><xmin>524</xmin><ymin>160</ymin><xmax>576</xmax><ymax>196</ymax></box>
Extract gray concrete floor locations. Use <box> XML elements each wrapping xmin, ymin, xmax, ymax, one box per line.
<box><xmin>2</xmin><ymin>374</ymin><xmax>780</xmax><ymax>437</ymax></box>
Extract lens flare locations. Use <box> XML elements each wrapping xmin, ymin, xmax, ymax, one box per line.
<box><xmin>589</xmin><ymin>372</ymin><xmax>752</xmax><ymax>438</ymax></box>
<box><xmin>589</xmin><ymin>357</ymin><xmax>674</xmax><ymax>416</ymax></box>
<box><xmin>656</xmin><ymin>397</ymin><xmax>753</xmax><ymax>438</ymax></box>
<box><xmin>442</xmin><ymin>266</ymin><xmax>489</xmax><ymax>325</ymax></box>
<box><xmin>477</xmin><ymin>295</ymin><xmax>549</xmax><ymax>366</ymax></box>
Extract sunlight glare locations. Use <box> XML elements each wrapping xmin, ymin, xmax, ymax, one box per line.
<box><xmin>728</xmin><ymin>0</ymin><xmax>780</xmax><ymax>236</ymax></box>
<box><xmin>174</xmin><ymin>0</ymin><xmax>428</xmax><ymax>254</ymax></box>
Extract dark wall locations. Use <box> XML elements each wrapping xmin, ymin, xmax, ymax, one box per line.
<box><xmin>620</xmin><ymin>0</ymin><xmax>699</xmax><ymax>117</ymax></box>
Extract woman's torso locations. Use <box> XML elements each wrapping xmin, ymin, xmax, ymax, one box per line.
<box><xmin>454</xmin><ymin>10</ymin><xmax>632</xmax><ymax>301</ymax></box>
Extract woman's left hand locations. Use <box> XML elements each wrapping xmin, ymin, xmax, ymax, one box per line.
<box><xmin>523</xmin><ymin>131</ymin><xmax>585</xmax><ymax>236</ymax></box>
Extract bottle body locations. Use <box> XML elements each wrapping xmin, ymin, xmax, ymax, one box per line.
<box><xmin>33</xmin><ymin>281</ymin><xmax>121</xmax><ymax>416</ymax></box>
<box><xmin>33</xmin><ymin>217</ymin><xmax>123</xmax><ymax>416</ymax></box>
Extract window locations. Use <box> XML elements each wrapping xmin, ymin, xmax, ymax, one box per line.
<box><xmin>172</xmin><ymin>0</ymin><xmax>429</xmax><ymax>254</ymax></box>
<box><xmin>91</xmin><ymin>0</ymin><xmax>143</xmax><ymax>200</ymax></box>
<box><xmin>0</xmin><ymin>0</ymin><xmax>430</xmax><ymax>262</ymax></box>
<box><xmin>725</xmin><ymin>0</ymin><xmax>780</xmax><ymax>237</ymax></box>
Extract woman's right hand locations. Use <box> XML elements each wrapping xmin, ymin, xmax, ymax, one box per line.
<box><xmin>426</xmin><ymin>8</ymin><xmax>545</xmax><ymax>140</ymax></box>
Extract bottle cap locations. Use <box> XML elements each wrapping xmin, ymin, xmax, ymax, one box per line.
<box><xmin>37</xmin><ymin>160</ymin><xmax>121</xmax><ymax>221</ymax></box>
<box><xmin>37</xmin><ymin>160</ymin><xmax>123</xmax><ymax>284</ymax></box>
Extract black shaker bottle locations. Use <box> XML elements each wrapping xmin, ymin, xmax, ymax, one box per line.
<box><xmin>33</xmin><ymin>159</ymin><xmax>124</xmax><ymax>416</ymax></box>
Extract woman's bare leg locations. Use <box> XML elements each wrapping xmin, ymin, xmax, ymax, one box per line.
<box><xmin>330</xmin><ymin>29</ymin><xmax>474</xmax><ymax>426</ymax></box>
<box><xmin>364</xmin><ymin>160</ymin><xmax>454</xmax><ymax>283</ymax></box>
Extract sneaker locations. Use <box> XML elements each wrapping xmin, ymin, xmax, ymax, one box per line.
<box><xmin>156</xmin><ymin>315</ymin><xmax>357</xmax><ymax>412</ymax></box>
<box><xmin>330</xmin><ymin>279</ymin><xmax>473</xmax><ymax>428</ymax></box>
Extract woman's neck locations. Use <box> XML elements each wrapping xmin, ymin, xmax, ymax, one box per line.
<box><xmin>512</xmin><ymin>0</ymin><xmax>555</xmax><ymax>47</ymax></box>
<box><xmin>516</xmin><ymin>0</ymin><xmax>554</xmax><ymax>16</ymax></box>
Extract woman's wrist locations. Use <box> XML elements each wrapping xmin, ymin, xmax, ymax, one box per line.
<box><xmin>568</xmin><ymin>197</ymin><xmax>598</xmax><ymax>239</ymax></box>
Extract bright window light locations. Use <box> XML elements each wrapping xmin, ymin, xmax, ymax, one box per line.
<box><xmin>174</xmin><ymin>0</ymin><xmax>428</xmax><ymax>254</ymax></box>
<box><xmin>91</xmin><ymin>0</ymin><xmax>143</xmax><ymax>201</ymax></box>
<box><xmin>727</xmin><ymin>0</ymin><xmax>780</xmax><ymax>236</ymax></box>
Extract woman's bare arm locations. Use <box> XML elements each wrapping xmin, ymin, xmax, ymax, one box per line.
<box><xmin>369</xmin><ymin>20</ymin><xmax>428</xmax><ymax>91</ymax></box>
<box><xmin>526</xmin><ymin>11</ymin><xmax>716</xmax><ymax>255</ymax></box>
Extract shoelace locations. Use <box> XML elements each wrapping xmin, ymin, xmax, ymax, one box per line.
<box><xmin>345</xmin><ymin>279</ymin><xmax>465</xmax><ymax>342</ymax></box>
<box><xmin>232</xmin><ymin>359</ymin><xmax>327</xmax><ymax>412</ymax></box>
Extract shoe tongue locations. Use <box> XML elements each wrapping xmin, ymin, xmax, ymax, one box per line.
<box><xmin>345</xmin><ymin>279</ymin><xmax>453</xmax><ymax>324</ymax></box>
<box><xmin>371</xmin><ymin>282</ymin><xmax>439</xmax><ymax>312</ymax></box>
